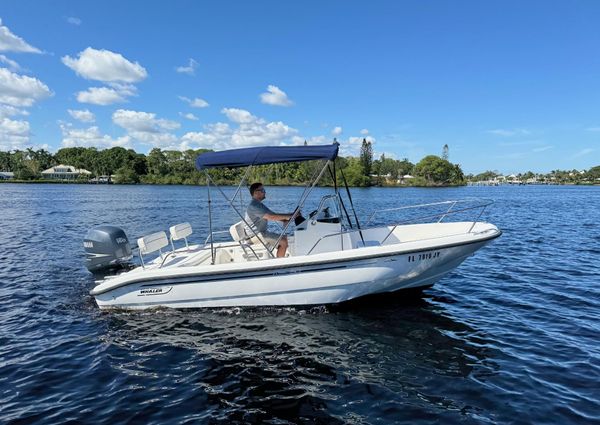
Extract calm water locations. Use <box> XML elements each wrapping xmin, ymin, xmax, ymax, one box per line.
<box><xmin>0</xmin><ymin>183</ymin><xmax>599</xmax><ymax>424</ymax></box>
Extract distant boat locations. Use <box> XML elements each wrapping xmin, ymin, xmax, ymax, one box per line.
<box><xmin>89</xmin><ymin>175</ymin><xmax>112</xmax><ymax>184</ymax></box>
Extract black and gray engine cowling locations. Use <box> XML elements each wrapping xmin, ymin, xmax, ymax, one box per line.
<box><xmin>84</xmin><ymin>225</ymin><xmax>132</xmax><ymax>272</ymax></box>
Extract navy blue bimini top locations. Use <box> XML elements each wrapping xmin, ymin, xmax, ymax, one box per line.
<box><xmin>195</xmin><ymin>143</ymin><xmax>339</xmax><ymax>170</ymax></box>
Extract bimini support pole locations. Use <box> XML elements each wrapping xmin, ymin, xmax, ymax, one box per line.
<box><xmin>329</xmin><ymin>162</ymin><xmax>353</xmax><ymax>229</ymax></box>
<box><xmin>231</xmin><ymin>165</ymin><xmax>253</xmax><ymax>207</ymax></box>
<box><xmin>205</xmin><ymin>172</ymin><xmax>275</xmax><ymax>259</ymax></box>
<box><xmin>328</xmin><ymin>161</ymin><xmax>348</xmax><ymax>251</ymax></box>
<box><xmin>298</xmin><ymin>159</ymin><xmax>331</xmax><ymax>210</ymax></box>
<box><xmin>205</xmin><ymin>171</ymin><xmax>215</xmax><ymax>265</ymax></box>
<box><xmin>340</xmin><ymin>168</ymin><xmax>365</xmax><ymax>246</ymax></box>
<box><xmin>272</xmin><ymin>159</ymin><xmax>332</xmax><ymax>252</ymax></box>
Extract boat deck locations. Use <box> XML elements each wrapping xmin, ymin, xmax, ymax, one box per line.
<box><xmin>131</xmin><ymin>221</ymin><xmax>495</xmax><ymax>273</ymax></box>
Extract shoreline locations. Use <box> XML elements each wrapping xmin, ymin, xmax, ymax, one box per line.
<box><xmin>1</xmin><ymin>180</ymin><xmax>598</xmax><ymax>187</ymax></box>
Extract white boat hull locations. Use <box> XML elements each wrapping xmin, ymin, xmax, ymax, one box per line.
<box><xmin>93</xmin><ymin>227</ymin><xmax>498</xmax><ymax>310</ymax></box>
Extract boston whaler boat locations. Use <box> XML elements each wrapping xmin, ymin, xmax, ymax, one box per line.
<box><xmin>84</xmin><ymin>143</ymin><xmax>501</xmax><ymax>309</ymax></box>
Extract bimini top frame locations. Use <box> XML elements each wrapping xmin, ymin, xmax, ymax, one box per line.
<box><xmin>195</xmin><ymin>143</ymin><xmax>341</xmax><ymax>263</ymax></box>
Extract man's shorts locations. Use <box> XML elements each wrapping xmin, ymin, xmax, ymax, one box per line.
<box><xmin>249</xmin><ymin>231</ymin><xmax>282</xmax><ymax>249</ymax></box>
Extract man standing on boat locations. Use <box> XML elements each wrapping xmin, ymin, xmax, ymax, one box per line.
<box><xmin>245</xmin><ymin>182</ymin><xmax>297</xmax><ymax>257</ymax></box>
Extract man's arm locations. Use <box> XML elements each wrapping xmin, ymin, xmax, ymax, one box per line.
<box><xmin>263</xmin><ymin>212</ymin><xmax>293</xmax><ymax>222</ymax></box>
<box><xmin>263</xmin><ymin>206</ymin><xmax>299</xmax><ymax>223</ymax></box>
<box><xmin>257</xmin><ymin>202</ymin><xmax>298</xmax><ymax>223</ymax></box>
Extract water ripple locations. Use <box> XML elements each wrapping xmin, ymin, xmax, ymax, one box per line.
<box><xmin>1</xmin><ymin>184</ymin><xmax>599</xmax><ymax>423</ymax></box>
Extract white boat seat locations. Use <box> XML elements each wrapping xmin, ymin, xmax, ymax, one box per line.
<box><xmin>138</xmin><ymin>231</ymin><xmax>169</xmax><ymax>255</ymax></box>
<box><xmin>229</xmin><ymin>221</ymin><xmax>262</xmax><ymax>260</ymax></box>
<box><xmin>229</xmin><ymin>221</ymin><xmax>249</xmax><ymax>242</ymax></box>
<box><xmin>170</xmin><ymin>222</ymin><xmax>193</xmax><ymax>251</ymax></box>
<box><xmin>137</xmin><ymin>231</ymin><xmax>169</xmax><ymax>267</ymax></box>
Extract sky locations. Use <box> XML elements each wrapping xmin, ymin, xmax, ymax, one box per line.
<box><xmin>0</xmin><ymin>0</ymin><xmax>599</xmax><ymax>174</ymax></box>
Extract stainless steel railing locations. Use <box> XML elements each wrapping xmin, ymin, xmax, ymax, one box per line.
<box><xmin>306</xmin><ymin>198</ymin><xmax>493</xmax><ymax>255</ymax></box>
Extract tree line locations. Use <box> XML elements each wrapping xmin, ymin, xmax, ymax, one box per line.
<box><xmin>468</xmin><ymin>168</ymin><xmax>600</xmax><ymax>185</ymax></box>
<box><xmin>0</xmin><ymin>140</ymin><xmax>468</xmax><ymax>186</ymax></box>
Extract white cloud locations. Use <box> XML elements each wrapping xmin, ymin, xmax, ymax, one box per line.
<box><xmin>332</xmin><ymin>126</ymin><xmax>343</xmax><ymax>136</ymax></box>
<box><xmin>221</xmin><ymin>108</ymin><xmax>256</xmax><ymax>124</ymax></box>
<box><xmin>112</xmin><ymin>109</ymin><xmax>180</xmax><ymax>147</ymax></box>
<box><xmin>232</xmin><ymin>120</ymin><xmax>296</xmax><ymax>147</ymax></box>
<box><xmin>497</xmin><ymin>139</ymin><xmax>544</xmax><ymax>147</ymax></box>
<box><xmin>260</xmin><ymin>85</ymin><xmax>293</xmax><ymax>107</ymax></box>
<box><xmin>360</xmin><ymin>129</ymin><xmax>369</xmax><ymax>135</ymax></box>
<box><xmin>66</xmin><ymin>17</ymin><xmax>82</xmax><ymax>26</ymax></box>
<box><xmin>190</xmin><ymin>98</ymin><xmax>209</xmax><ymax>108</ymax></box>
<box><xmin>0</xmin><ymin>66</ymin><xmax>45</xmax><ymax>148</ymax></box>
<box><xmin>572</xmin><ymin>148</ymin><xmax>594</xmax><ymax>159</ymax></box>
<box><xmin>339</xmin><ymin>135</ymin><xmax>376</xmax><ymax>157</ymax></box>
<box><xmin>179</xmin><ymin>112</ymin><xmax>199</xmax><ymax>121</ymax></box>
<box><xmin>532</xmin><ymin>146</ymin><xmax>552</xmax><ymax>153</ymax></box>
<box><xmin>113</xmin><ymin>109</ymin><xmax>179</xmax><ymax>132</ymax></box>
<box><xmin>68</xmin><ymin>109</ymin><xmax>95</xmax><ymax>123</ymax></box>
<box><xmin>349</xmin><ymin>136</ymin><xmax>375</xmax><ymax>144</ymax></box>
<box><xmin>59</xmin><ymin>122</ymin><xmax>131</xmax><ymax>148</ymax></box>
<box><xmin>0</xmin><ymin>104</ymin><xmax>28</xmax><ymax>118</ymax></box>
<box><xmin>0</xmin><ymin>54</ymin><xmax>21</xmax><ymax>72</ymax></box>
<box><xmin>181</xmin><ymin>122</ymin><xmax>231</xmax><ymax>149</ymax></box>
<box><xmin>62</xmin><ymin>47</ymin><xmax>147</xmax><ymax>83</ymax></box>
<box><xmin>156</xmin><ymin>109</ymin><xmax>373</xmax><ymax>154</ymax></box>
<box><xmin>0</xmin><ymin>18</ymin><xmax>42</xmax><ymax>53</ymax></box>
<box><xmin>497</xmin><ymin>152</ymin><xmax>529</xmax><ymax>160</ymax></box>
<box><xmin>129</xmin><ymin>131</ymin><xmax>179</xmax><ymax>147</ymax></box>
<box><xmin>291</xmin><ymin>135</ymin><xmax>329</xmax><ymax>145</ymax></box>
<box><xmin>0</xmin><ymin>117</ymin><xmax>30</xmax><ymax>150</ymax></box>
<box><xmin>179</xmin><ymin>109</ymin><xmax>367</xmax><ymax>153</ymax></box>
<box><xmin>109</xmin><ymin>82</ymin><xmax>137</xmax><ymax>99</ymax></box>
<box><xmin>176</xmin><ymin>58</ymin><xmax>198</xmax><ymax>75</ymax></box>
<box><xmin>487</xmin><ymin>128</ymin><xmax>530</xmax><ymax>137</ymax></box>
<box><xmin>76</xmin><ymin>86</ymin><xmax>127</xmax><ymax>105</ymax></box>
<box><xmin>179</xmin><ymin>96</ymin><xmax>209</xmax><ymax>108</ymax></box>
<box><xmin>0</xmin><ymin>67</ymin><xmax>52</xmax><ymax>107</ymax></box>
<box><xmin>181</xmin><ymin>108</ymin><xmax>298</xmax><ymax>150</ymax></box>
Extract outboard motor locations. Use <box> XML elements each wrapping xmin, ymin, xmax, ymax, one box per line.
<box><xmin>84</xmin><ymin>225</ymin><xmax>133</xmax><ymax>272</ymax></box>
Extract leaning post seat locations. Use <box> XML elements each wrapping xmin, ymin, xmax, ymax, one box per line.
<box><xmin>229</xmin><ymin>221</ymin><xmax>247</xmax><ymax>242</ymax></box>
<box><xmin>137</xmin><ymin>231</ymin><xmax>169</xmax><ymax>268</ymax></box>
<box><xmin>169</xmin><ymin>222</ymin><xmax>193</xmax><ymax>251</ymax></box>
<box><xmin>229</xmin><ymin>221</ymin><xmax>261</xmax><ymax>260</ymax></box>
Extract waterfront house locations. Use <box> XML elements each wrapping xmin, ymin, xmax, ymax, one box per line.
<box><xmin>507</xmin><ymin>174</ymin><xmax>521</xmax><ymax>185</ymax></box>
<box><xmin>0</xmin><ymin>171</ymin><xmax>14</xmax><ymax>180</ymax></box>
<box><xmin>398</xmin><ymin>174</ymin><xmax>414</xmax><ymax>184</ymax></box>
<box><xmin>41</xmin><ymin>165</ymin><xmax>92</xmax><ymax>180</ymax></box>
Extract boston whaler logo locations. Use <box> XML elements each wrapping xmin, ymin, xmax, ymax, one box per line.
<box><xmin>138</xmin><ymin>286</ymin><xmax>173</xmax><ymax>296</ymax></box>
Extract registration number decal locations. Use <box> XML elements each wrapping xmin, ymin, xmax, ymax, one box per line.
<box><xmin>407</xmin><ymin>251</ymin><xmax>440</xmax><ymax>263</ymax></box>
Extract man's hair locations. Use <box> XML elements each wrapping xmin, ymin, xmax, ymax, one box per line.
<box><xmin>249</xmin><ymin>182</ymin><xmax>263</xmax><ymax>195</ymax></box>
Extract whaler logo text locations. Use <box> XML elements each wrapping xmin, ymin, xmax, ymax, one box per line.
<box><xmin>138</xmin><ymin>286</ymin><xmax>172</xmax><ymax>296</ymax></box>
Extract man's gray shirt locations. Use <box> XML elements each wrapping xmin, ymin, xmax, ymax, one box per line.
<box><xmin>245</xmin><ymin>199</ymin><xmax>275</xmax><ymax>235</ymax></box>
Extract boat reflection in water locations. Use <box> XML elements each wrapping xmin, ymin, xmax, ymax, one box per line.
<box><xmin>100</xmin><ymin>291</ymin><xmax>498</xmax><ymax>423</ymax></box>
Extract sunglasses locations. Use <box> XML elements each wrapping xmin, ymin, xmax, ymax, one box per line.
<box><xmin>256</xmin><ymin>188</ymin><xmax>266</xmax><ymax>193</ymax></box>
